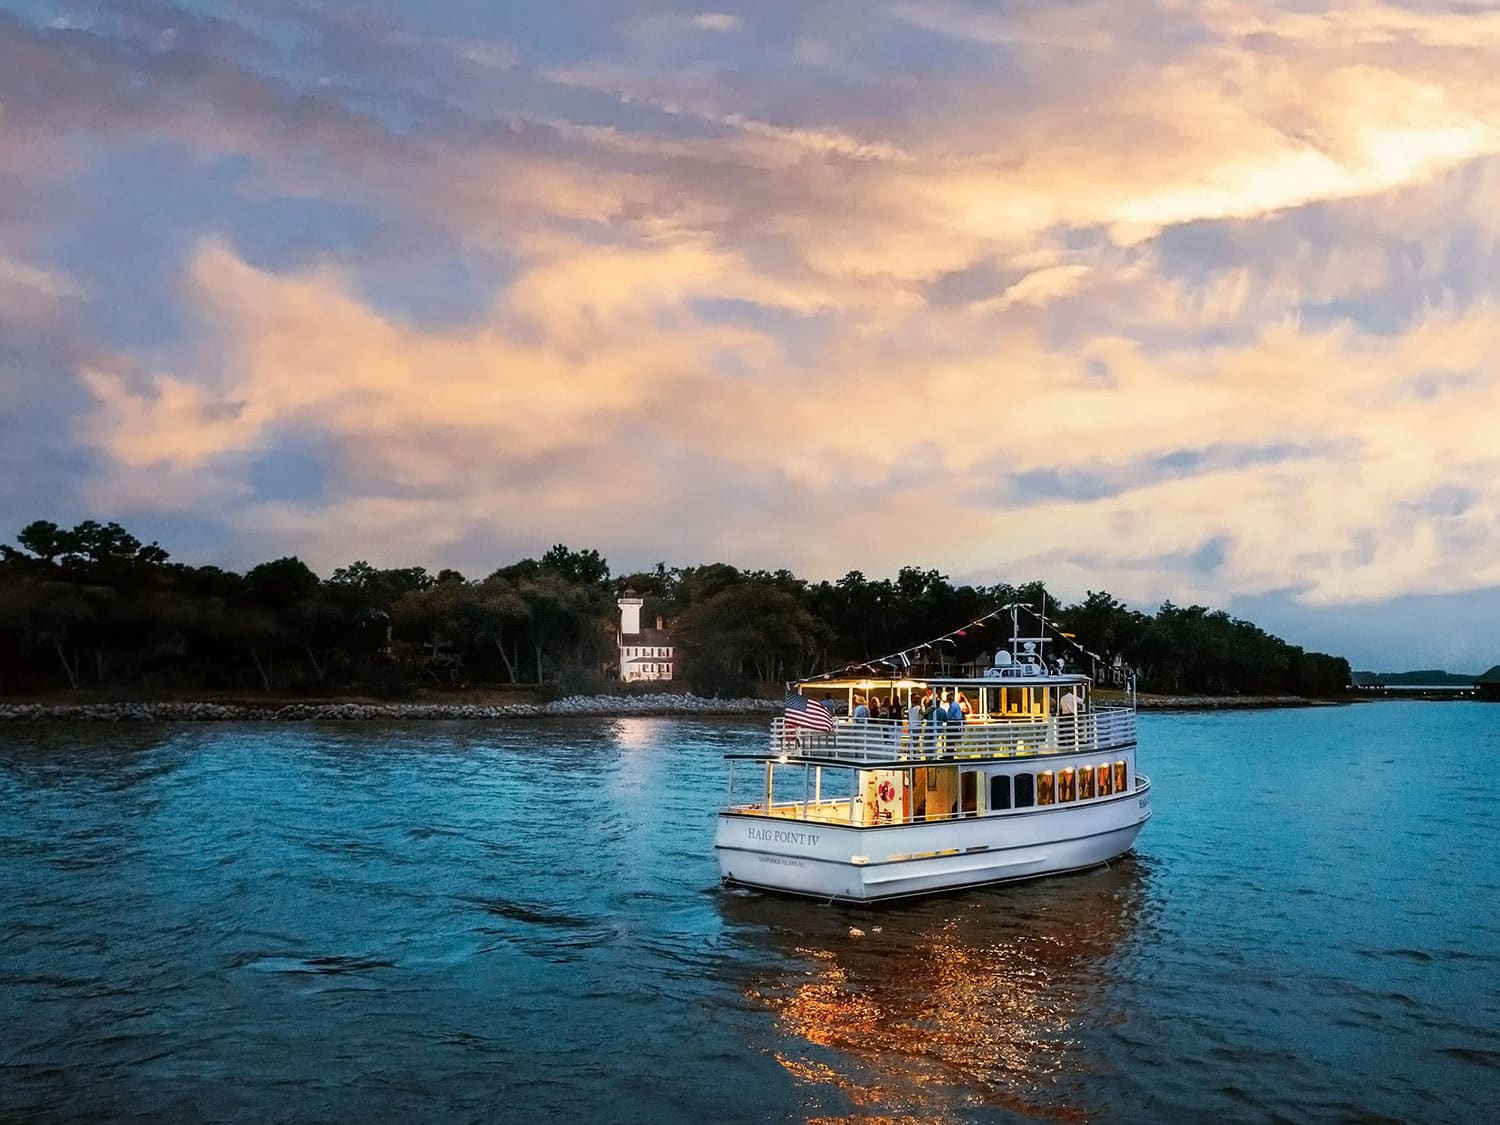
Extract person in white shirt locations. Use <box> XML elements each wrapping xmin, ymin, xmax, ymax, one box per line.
<box><xmin>1059</xmin><ymin>687</ymin><xmax>1080</xmax><ymax>748</ymax></box>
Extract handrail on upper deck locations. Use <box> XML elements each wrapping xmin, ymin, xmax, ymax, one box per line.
<box><xmin>763</xmin><ymin>707</ymin><xmax>1136</xmax><ymax>765</ymax></box>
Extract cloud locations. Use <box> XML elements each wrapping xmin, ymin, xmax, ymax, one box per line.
<box><xmin>1</xmin><ymin>0</ymin><xmax>1498</xmax><ymax>645</ymax></box>
<box><xmin>69</xmin><ymin>228</ymin><xmax>1500</xmax><ymax>611</ymax></box>
<box><xmin>0</xmin><ymin>254</ymin><xmax>82</xmax><ymax>323</ymax></box>
<box><xmin>693</xmin><ymin>13</ymin><xmax>745</xmax><ymax>33</ymax></box>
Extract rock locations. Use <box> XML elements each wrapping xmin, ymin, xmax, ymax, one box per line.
<box><xmin>0</xmin><ymin>692</ymin><xmax>783</xmax><ymax>723</ymax></box>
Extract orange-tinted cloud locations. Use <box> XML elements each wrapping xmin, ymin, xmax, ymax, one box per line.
<box><xmin>1</xmin><ymin>1</ymin><xmax>1496</xmax><ymax>617</ymax></box>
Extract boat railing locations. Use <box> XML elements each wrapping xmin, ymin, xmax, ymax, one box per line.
<box><xmin>768</xmin><ymin>707</ymin><xmax>1136</xmax><ymax>763</ymax></box>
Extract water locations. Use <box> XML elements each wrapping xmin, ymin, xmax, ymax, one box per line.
<box><xmin>2</xmin><ymin>703</ymin><xmax>1498</xmax><ymax>1122</ymax></box>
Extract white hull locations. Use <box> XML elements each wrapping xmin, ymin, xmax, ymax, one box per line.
<box><xmin>717</xmin><ymin>782</ymin><xmax>1151</xmax><ymax>902</ymax></box>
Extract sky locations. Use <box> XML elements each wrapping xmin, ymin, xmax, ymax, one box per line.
<box><xmin>2</xmin><ymin>0</ymin><xmax>1499</xmax><ymax>672</ymax></box>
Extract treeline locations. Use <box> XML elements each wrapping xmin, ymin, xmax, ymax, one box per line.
<box><xmin>0</xmin><ymin>519</ymin><xmax>1350</xmax><ymax>698</ymax></box>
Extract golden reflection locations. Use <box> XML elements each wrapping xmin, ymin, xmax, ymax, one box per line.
<box><xmin>725</xmin><ymin>861</ymin><xmax>1149</xmax><ymax>1121</ymax></box>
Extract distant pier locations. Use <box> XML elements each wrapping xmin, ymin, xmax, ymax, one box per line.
<box><xmin>1352</xmin><ymin>684</ymin><xmax>1476</xmax><ymax>700</ymax></box>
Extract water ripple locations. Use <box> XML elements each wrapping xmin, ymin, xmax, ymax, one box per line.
<box><xmin>1</xmin><ymin>706</ymin><xmax>1498</xmax><ymax>1122</ymax></box>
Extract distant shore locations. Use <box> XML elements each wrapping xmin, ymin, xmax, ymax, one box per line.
<box><xmin>0</xmin><ymin>691</ymin><xmax>1357</xmax><ymax>722</ymax></box>
<box><xmin>0</xmin><ymin>693</ymin><xmax>781</xmax><ymax>723</ymax></box>
<box><xmin>1129</xmin><ymin>693</ymin><xmax>1350</xmax><ymax>710</ymax></box>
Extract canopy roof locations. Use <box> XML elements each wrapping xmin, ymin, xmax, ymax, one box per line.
<box><xmin>799</xmin><ymin>672</ymin><xmax>1090</xmax><ymax>691</ymax></box>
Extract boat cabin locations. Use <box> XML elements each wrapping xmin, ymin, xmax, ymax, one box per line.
<box><xmin>725</xmin><ymin>664</ymin><xmax>1137</xmax><ymax>831</ymax></box>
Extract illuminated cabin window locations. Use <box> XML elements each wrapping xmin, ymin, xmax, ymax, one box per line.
<box><xmin>1096</xmin><ymin>763</ymin><xmax>1113</xmax><ymax>796</ymax></box>
<box><xmin>1014</xmin><ymin>773</ymin><xmax>1035</xmax><ymax>808</ymax></box>
<box><xmin>1114</xmin><ymin>760</ymin><xmax>1128</xmax><ymax>792</ymax></box>
<box><xmin>1037</xmin><ymin>771</ymin><xmax>1055</xmax><ymax>805</ymax></box>
<box><xmin>990</xmin><ymin>774</ymin><xmax>1011</xmax><ymax>810</ymax></box>
<box><xmin>1078</xmin><ymin>766</ymin><xmax>1095</xmax><ymax>800</ymax></box>
<box><xmin>1058</xmin><ymin>768</ymin><xmax>1076</xmax><ymax>802</ymax></box>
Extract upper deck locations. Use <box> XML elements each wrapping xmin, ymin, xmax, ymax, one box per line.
<box><xmin>753</xmin><ymin>616</ymin><xmax>1136</xmax><ymax>768</ymax></box>
<box><xmin>740</xmin><ymin>706</ymin><xmax>1138</xmax><ymax>767</ymax></box>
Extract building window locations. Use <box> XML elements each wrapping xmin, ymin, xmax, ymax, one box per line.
<box><xmin>990</xmin><ymin>775</ymin><xmax>1011</xmax><ymax>810</ymax></box>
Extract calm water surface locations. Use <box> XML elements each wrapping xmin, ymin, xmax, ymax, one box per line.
<box><xmin>3</xmin><ymin>703</ymin><xmax>1499</xmax><ymax>1122</ymax></box>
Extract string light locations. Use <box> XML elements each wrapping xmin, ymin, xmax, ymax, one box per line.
<box><xmin>801</xmin><ymin>601</ymin><xmax>1123</xmax><ymax>683</ymax></box>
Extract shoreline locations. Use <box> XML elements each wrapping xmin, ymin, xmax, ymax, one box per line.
<box><xmin>0</xmin><ymin>692</ymin><xmax>1358</xmax><ymax>722</ymax></box>
<box><xmin>1130</xmin><ymin>693</ymin><xmax>1351</xmax><ymax>710</ymax></box>
<box><xmin>0</xmin><ymin>694</ymin><xmax>781</xmax><ymax>723</ymax></box>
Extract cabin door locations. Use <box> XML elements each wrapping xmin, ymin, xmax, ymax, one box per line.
<box><xmin>862</xmin><ymin>769</ymin><xmax>905</xmax><ymax>825</ymax></box>
<box><xmin>960</xmin><ymin>770</ymin><xmax>980</xmax><ymax>817</ymax></box>
<box><xmin>917</xmin><ymin>766</ymin><xmax>959</xmax><ymax>820</ymax></box>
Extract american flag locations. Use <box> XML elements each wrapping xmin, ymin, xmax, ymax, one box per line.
<box><xmin>783</xmin><ymin>690</ymin><xmax>836</xmax><ymax>733</ymax></box>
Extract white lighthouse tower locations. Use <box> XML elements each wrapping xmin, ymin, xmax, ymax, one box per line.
<box><xmin>618</xmin><ymin>589</ymin><xmax>643</xmax><ymax>637</ymax></box>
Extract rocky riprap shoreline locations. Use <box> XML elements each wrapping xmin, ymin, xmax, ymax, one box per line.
<box><xmin>0</xmin><ymin>694</ymin><xmax>781</xmax><ymax>723</ymax></box>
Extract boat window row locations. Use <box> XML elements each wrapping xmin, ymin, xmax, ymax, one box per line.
<box><xmin>991</xmin><ymin>761</ymin><xmax>1129</xmax><ymax>810</ymax></box>
<box><xmin>738</xmin><ymin>757</ymin><xmax>1132</xmax><ymax>826</ymax></box>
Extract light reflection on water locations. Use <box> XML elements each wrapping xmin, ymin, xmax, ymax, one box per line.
<box><xmin>2</xmin><ymin>705</ymin><xmax>1498</xmax><ymax>1122</ymax></box>
<box><xmin>723</xmin><ymin>861</ymin><xmax>1150</xmax><ymax>1122</ymax></box>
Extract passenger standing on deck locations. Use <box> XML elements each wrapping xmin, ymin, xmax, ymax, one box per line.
<box><xmin>948</xmin><ymin>692</ymin><xmax>966</xmax><ymax>753</ymax></box>
<box><xmin>906</xmin><ymin>694</ymin><xmax>923</xmax><ymax>755</ymax></box>
<box><xmin>1059</xmin><ymin>686</ymin><xmax>1080</xmax><ymax>748</ymax></box>
<box><xmin>920</xmin><ymin>688</ymin><xmax>938</xmax><ymax>754</ymax></box>
<box><xmin>933</xmin><ymin>690</ymin><xmax>950</xmax><ymax>756</ymax></box>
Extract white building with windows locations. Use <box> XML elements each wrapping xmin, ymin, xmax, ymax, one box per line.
<box><xmin>617</xmin><ymin>590</ymin><xmax>675</xmax><ymax>683</ymax></box>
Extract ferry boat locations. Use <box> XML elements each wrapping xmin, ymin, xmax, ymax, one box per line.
<box><xmin>715</xmin><ymin>612</ymin><xmax>1151</xmax><ymax>902</ymax></box>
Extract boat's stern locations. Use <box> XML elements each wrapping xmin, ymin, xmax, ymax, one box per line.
<box><xmin>715</xmin><ymin>813</ymin><xmax>868</xmax><ymax>900</ymax></box>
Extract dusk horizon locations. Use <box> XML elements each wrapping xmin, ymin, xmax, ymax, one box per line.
<box><xmin>5</xmin><ymin>0</ymin><xmax>1499</xmax><ymax>674</ymax></box>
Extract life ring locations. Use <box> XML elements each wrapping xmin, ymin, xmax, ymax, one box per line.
<box><xmin>877</xmin><ymin>780</ymin><xmax>896</xmax><ymax>803</ymax></box>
